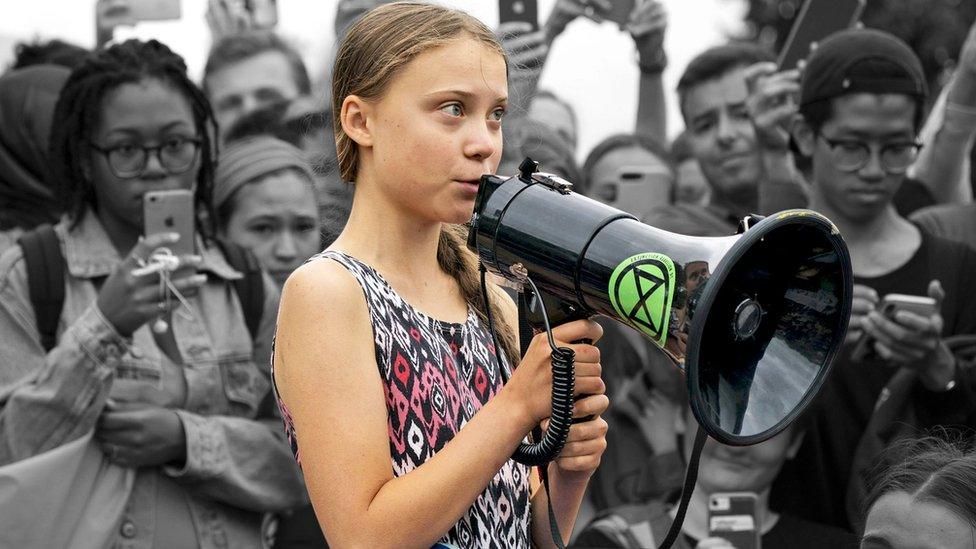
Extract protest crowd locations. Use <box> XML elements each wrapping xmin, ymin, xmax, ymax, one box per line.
<box><xmin>1</xmin><ymin>0</ymin><xmax>976</xmax><ymax>547</ymax></box>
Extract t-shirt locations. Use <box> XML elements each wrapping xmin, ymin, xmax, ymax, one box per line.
<box><xmin>573</xmin><ymin>501</ymin><xmax>857</xmax><ymax>548</ymax></box>
<box><xmin>911</xmin><ymin>203</ymin><xmax>976</xmax><ymax>251</ymax></box>
<box><xmin>771</xmin><ymin>230</ymin><xmax>976</xmax><ymax>530</ymax></box>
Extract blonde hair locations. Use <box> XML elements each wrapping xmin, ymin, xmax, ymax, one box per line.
<box><xmin>332</xmin><ymin>2</ymin><xmax>519</xmax><ymax>365</ymax></box>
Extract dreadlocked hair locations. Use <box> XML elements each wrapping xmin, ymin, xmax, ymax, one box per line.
<box><xmin>436</xmin><ymin>224</ymin><xmax>520</xmax><ymax>367</ymax></box>
<box><xmin>49</xmin><ymin>39</ymin><xmax>218</xmax><ymax>237</ymax></box>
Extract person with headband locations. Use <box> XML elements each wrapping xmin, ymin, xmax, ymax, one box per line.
<box><xmin>272</xmin><ymin>3</ymin><xmax>609</xmax><ymax>547</ymax></box>
<box><xmin>215</xmin><ymin>135</ymin><xmax>322</xmax><ymax>288</ymax></box>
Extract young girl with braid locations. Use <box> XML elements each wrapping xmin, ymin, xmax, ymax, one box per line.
<box><xmin>0</xmin><ymin>39</ymin><xmax>306</xmax><ymax>547</ymax></box>
<box><xmin>272</xmin><ymin>3</ymin><xmax>609</xmax><ymax>547</ymax></box>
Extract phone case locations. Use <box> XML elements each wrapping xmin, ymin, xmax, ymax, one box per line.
<box><xmin>498</xmin><ymin>0</ymin><xmax>539</xmax><ymax>30</ymax></box>
<box><xmin>144</xmin><ymin>190</ymin><xmax>195</xmax><ymax>256</ymax></box>
<box><xmin>777</xmin><ymin>0</ymin><xmax>866</xmax><ymax>70</ymax></box>
<box><xmin>128</xmin><ymin>0</ymin><xmax>182</xmax><ymax>22</ymax></box>
<box><xmin>708</xmin><ymin>492</ymin><xmax>760</xmax><ymax>549</ymax></box>
<box><xmin>880</xmin><ymin>294</ymin><xmax>938</xmax><ymax>319</ymax></box>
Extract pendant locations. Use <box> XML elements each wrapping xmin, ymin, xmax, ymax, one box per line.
<box><xmin>152</xmin><ymin>317</ymin><xmax>169</xmax><ymax>334</ymax></box>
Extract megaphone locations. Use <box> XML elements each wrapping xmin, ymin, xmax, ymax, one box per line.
<box><xmin>469</xmin><ymin>159</ymin><xmax>852</xmax><ymax>460</ymax></box>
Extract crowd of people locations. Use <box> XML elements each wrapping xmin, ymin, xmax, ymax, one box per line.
<box><xmin>1</xmin><ymin>0</ymin><xmax>975</xmax><ymax>547</ymax></box>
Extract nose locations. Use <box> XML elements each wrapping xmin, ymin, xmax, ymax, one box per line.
<box><xmin>274</xmin><ymin>230</ymin><xmax>299</xmax><ymax>261</ymax></box>
<box><xmin>463</xmin><ymin>121</ymin><xmax>497</xmax><ymax>163</ymax></box>
<box><xmin>141</xmin><ymin>149</ymin><xmax>167</xmax><ymax>179</ymax></box>
<box><xmin>715</xmin><ymin>113</ymin><xmax>738</xmax><ymax>148</ymax></box>
<box><xmin>858</xmin><ymin>147</ymin><xmax>885</xmax><ymax>181</ymax></box>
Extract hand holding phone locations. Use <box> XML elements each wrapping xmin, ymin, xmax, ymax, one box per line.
<box><xmin>708</xmin><ymin>492</ymin><xmax>760</xmax><ymax>549</ymax></box>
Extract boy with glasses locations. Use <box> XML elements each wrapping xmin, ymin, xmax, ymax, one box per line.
<box><xmin>770</xmin><ymin>29</ymin><xmax>976</xmax><ymax>532</ymax></box>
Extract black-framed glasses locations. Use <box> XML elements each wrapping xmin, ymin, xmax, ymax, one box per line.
<box><xmin>817</xmin><ymin>134</ymin><xmax>922</xmax><ymax>175</ymax></box>
<box><xmin>90</xmin><ymin>137</ymin><xmax>202</xmax><ymax>179</ymax></box>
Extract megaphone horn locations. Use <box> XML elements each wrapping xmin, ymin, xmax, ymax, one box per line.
<box><xmin>469</xmin><ymin>159</ymin><xmax>852</xmax><ymax>458</ymax></box>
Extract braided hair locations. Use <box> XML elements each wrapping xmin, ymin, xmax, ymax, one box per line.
<box><xmin>49</xmin><ymin>39</ymin><xmax>218</xmax><ymax>237</ymax></box>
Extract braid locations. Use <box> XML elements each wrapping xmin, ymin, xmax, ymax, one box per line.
<box><xmin>437</xmin><ymin>224</ymin><xmax>520</xmax><ymax>367</ymax></box>
<box><xmin>48</xmin><ymin>39</ymin><xmax>217</xmax><ymax>237</ymax></box>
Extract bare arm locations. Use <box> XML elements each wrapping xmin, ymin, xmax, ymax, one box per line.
<box><xmin>630</xmin><ymin>0</ymin><xmax>669</xmax><ymax>142</ymax></box>
<box><xmin>274</xmin><ymin>259</ymin><xmax>604</xmax><ymax>547</ymax></box>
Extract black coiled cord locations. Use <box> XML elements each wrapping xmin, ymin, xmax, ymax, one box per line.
<box><xmin>479</xmin><ymin>265</ymin><xmax>577</xmax><ymax>467</ymax></box>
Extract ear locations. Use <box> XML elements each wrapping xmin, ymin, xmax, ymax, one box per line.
<box><xmin>791</xmin><ymin>116</ymin><xmax>816</xmax><ymax>158</ymax></box>
<box><xmin>340</xmin><ymin>94</ymin><xmax>374</xmax><ymax>148</ymax></box>
<box><xmin>785</xmin><ymin>429</ymin><xmax>806</xmax><ymax>460</ymax></box>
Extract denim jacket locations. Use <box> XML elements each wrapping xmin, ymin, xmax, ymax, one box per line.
<box><xmin>0</xmin><ymin>212</ymin><xmax>307</xmax><ymax>548</ymax></box>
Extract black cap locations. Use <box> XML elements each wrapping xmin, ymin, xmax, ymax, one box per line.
<box><xmin>800</xmin><ymin>28</ymin><xmax>928</xmax><ymax>108</ymax></box>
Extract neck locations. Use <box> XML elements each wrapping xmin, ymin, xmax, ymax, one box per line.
<box><xmin>95</xmin><ymin>208</ymin><xmax>140</xmax><ymax>257</ymax></box>
<box><xmin>333</xmin><ymin>174</ymin><xmax>446</xmax><ymax>285</ymax></box>
<box><xmin>808</xmin><ymin>191</ymin><xmax>913</xmax><ymax>251</ymax></box>
<box><xmin>676</xmin><ymin>486</ymin><xmax>777</xmax><ymax>541</ymax></box>
<box><xmin>709</xmin><ymin>188</ymin><xmax>757</xmax><ymax>220</ymax></box>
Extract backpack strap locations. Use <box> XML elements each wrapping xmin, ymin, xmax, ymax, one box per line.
<box><xmin>17</xmin><ymin>225</ymin><xmax>65</xmax><ymax>353</ymax></box>
<box><xmin>215</xmin><ymin>239</ymin><xmax>265</xmax><ymax>342</ymax></box>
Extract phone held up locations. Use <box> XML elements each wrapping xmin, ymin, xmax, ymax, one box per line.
<box><xmin>498</xmin><ymin>0</ymin><xmax>539</xmax><ymax>31</ymax></box>
<box><xmin>850</xmin><ymin>293</ymin><xmax>938</xmax><ymax>362</ymax></box>
<box><xmin>777</xmin><ymin>0</ymin><xmax>866</xmax><ymax>70</ymax></box>
<box><xmin>143</xmin><ymin>189</ymin><xmax>196</xmax><ymax>259</ymax></box>
<box><xmin>708</xmin><ymin>492</ymin><xmax>760</xmax><ymax>549</ymax></box>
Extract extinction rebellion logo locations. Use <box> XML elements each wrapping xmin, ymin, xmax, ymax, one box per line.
<box><xmin>608</xmin><ymin>253</ymin><xmax>676</xmax><ymax>348</ymax></box>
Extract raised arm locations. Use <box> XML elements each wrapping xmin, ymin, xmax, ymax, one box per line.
<box><xmin>274</xmin><ymin>258</ymin><xmax>606</xmax><ymax>547</ymax></box>
<box><xmin>629</xmin><ymin>0</ymin><xmax>669</xmax><ymax>141</ymax></box>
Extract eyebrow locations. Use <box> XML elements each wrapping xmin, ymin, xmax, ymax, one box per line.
<box><xmin>104</xmin><ymin>120</ymin><xmax>195</xmax><ymax>137</ymax></box>
<box><xmin>424</xmin><ymin>89</ymin><xmax>507</xmax><ymax>104</ymax></box>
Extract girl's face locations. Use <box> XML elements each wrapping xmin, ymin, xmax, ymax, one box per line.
<box><xmin>89</xmin><ymin>78</ymin><xmax>199</xmax><ymax>232</ymax></box>
<box><xmin>861</xmin><ymin>492</ymin><xmax>975</xmax><ymax>549</ymax></box>
<box><xmin>221</xmin><ymin>170</ymin><xmax>320</xmax><ymax>287</ymax></box>
<box><xmin>363</xmin><ymin>36</ymin><xmax>507</xmax><ymax>225</ymax></box>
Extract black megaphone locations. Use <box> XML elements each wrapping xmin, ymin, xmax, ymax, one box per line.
<box><xmin>468</xmin><ymin>159</ymin><xmax>853</xmax><ymax>464</ymax></box>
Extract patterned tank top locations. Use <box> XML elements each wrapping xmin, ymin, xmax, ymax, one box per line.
<box><xmin>272</xmin><ymin>250</ymin><xmax>532</xmax><ymax>548</ymax></box>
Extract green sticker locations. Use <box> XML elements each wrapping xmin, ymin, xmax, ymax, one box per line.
<box><xmin>608</xmin><ymin>253</ymin><xmax>676</xmax><ymax>348</ymax></box>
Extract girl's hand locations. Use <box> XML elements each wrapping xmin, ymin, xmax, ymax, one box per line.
<box><xmin>96</xmin><ymin>401</ymin><xmax>186</xmax><ymax>468</ymax></box>
<box><xmin>96</xmin><ymin>232</ymin><xmax>205</xmax><ymax>337</ymax></box>
<box><xmin>552</xmin><ymin>401</ymin><xmax>609</xmax><ymax>483</ymax></box>
<box><xmin>505</xmin><ymin>319</ymin><xmax>604</xmax><ymax>429</ymax></box>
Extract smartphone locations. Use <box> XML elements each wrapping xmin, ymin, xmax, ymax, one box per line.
<box><xmin>127</xmin><ymin>0</ymin><xmax>182</xmax><ymax>22</ymax></box>
<box><xmin>880</xmin><ymin>294</ymin><xmax>938</xmax><ymax>319</ymax></box>
<box><xmin>708</xmin><ymin>492</ymin><xmax>760</xmax><ymax>549</ymax></box>
<box><xmin>603</xmin><ymin>0</ymin><xmax>637</xmax><ymax>30</ymax></box>
<box><xmin>144</xmin><ymin>189</ymin><xmax>195</xmax><ymax>257</ymax></box>
<box><xmin>498</xmin><ymin>0</ymin><xmax>539</xmax><ymax>31</ymax></box>
<box><xmin>594</xmin><ymin>165</ymin><xmax>674</xmax><ymax>218</ymax></box>
<box><xmin>245</xmin><ymin>0</ymin><xmax>278</xmax><ymax>28</ymax></box>
<box><xmin>777</xmin><ymin>0</ymin><xmax>866</xmax><ymax>70</ymax></box>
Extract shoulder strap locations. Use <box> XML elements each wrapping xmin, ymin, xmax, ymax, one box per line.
<box><xmin>215</xmin><ymin>239</ymin><xmax>264</xmax><ymax>342</ymax></box>
<box><xmin>17</xmin><ymin>225</ymin><xmax>65</xmax><ymax>352</ymax></box>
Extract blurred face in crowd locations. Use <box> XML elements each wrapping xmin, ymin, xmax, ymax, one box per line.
<box><xmin>861</xmin><ymin>492</ymin><xmax>975</xmax><ymax>549</ymax></box>
<box><xmin>675</xmin><ymin>158</ymin><xmax>710</xmax><ymax>205</ymax></box>
<box><xmin>529</xmin><ymin>95</ymin><xmax>577</xmax><ymax>149</ymax></box>
<box><xmin>682</xmin><ymin>66</ymin><xmax>762</xmax><ymax>209</ymax></box>
<box><xmin>681</xmin><ymin>406</ymin><xmax>802</xmax><ymax>494</ymax></box>
<box><xmin>352</xmin><ymin>36</ymin><xmax>507</xmax><ymax>225</ymax></box>
<box><xmin>89</xmin><ymin>77</ymin><xmax>199</xmax><ymax>233</ymax></box>
<box><xmin>206</xmin><ymin>50</ymin><xmax>301</xmax><ymax>138</ymax></box>
<box><xmin>797</xmin><ymin>93</ymin><xmax>917</xmax><ymax>224</ymax></box>
<box><xmin>221</xmin><ymin>169</ymin><xmax>320</xmax><ymax>287</ymax></box>
<box><xmin>589</xmin><ymin>145</ymin><xmax>674</xmax><ymax>217</ymax></box>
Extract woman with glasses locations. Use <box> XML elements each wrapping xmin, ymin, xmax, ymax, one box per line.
<box><xmin>0</xmin><ymin>39</ymin><xmax>306</xmax><ymax>548</ymax></box>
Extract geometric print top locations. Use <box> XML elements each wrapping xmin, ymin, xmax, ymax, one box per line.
<box><xmin>272</xmin><ymin>250</ymin><xmax>531</xmax><ymax>548</ymax></box>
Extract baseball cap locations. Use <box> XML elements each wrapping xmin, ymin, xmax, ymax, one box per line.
<box><xmin>800</xmin><ymin>28</ymin><xmax>928</xmax><ymax>108</ymax></box>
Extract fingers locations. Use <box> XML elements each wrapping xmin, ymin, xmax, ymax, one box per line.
<box><xmin>129</xmin><ymin>232</ymin><xmax>181</xmax><ymax>266</ymax></box>
<box><xmin>853</xmin><ymin>284</ymin><xmax>880</xmax><ymax>304</ymax></box>
<box><xmin>573</xmin><ymin>394</ymin><xmax>609</xmax><ymax>419</ymax></box>
<box><xmin>928</xmin><ymin>279</ymin><xmax>945</xmax><ymax>305</ymax></box>
<box><xmin>743</xmin><ymin>62</ymin><xmax>779</xmax><ymax>91</ymax></box>
<box><xmin>551</xmin><ymin>319</ymin><xmax>604</xmax><ymax>345</ymax></box>
<box><xmin>573</xmin><ymin>375</ymin><xmax>605</xmax><ymax>397</ymax></box>
<box><xmin>564</xmin><ymin>416</ymin><xmax>609</xmax><ymax>443</ymax></box>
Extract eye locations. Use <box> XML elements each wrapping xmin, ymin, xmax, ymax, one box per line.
<box><xmin>163</xmin><ymin>137</ymin><xmax>191</xmax><ymax>153</ymax></box>
<box><xmin>692</xmin><ymin>120</ymin><xmax>714</xmax><ymax>134</ymax></box>
<box><xmin>248</xmin><ymin>223</ymin><xmax>276</xmax><ymax>236</ymax></box>
<box><xmin>297</xmin><ymin>222</ymin><xmax>317</xmax><ymax>233</ymax></box>
<box><xmin>489</xmin><ymin>107</ymin><xmax>506</xmax><ymax>122</ymax></box>
<box><xmin>112</xmin><ymin>143</ymin><xmax>140</xmax><ymax>158</ymax></box>
<box><xmin>440</xmin><ymin>103</ymin><xmax>464</xmax><ymax>117</ymax></box>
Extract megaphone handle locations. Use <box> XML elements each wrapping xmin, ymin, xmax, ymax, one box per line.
<box><xmin>572</xmin><ymin>338</ymin><xmax>594</xmax><ymax>424</ymax></box>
